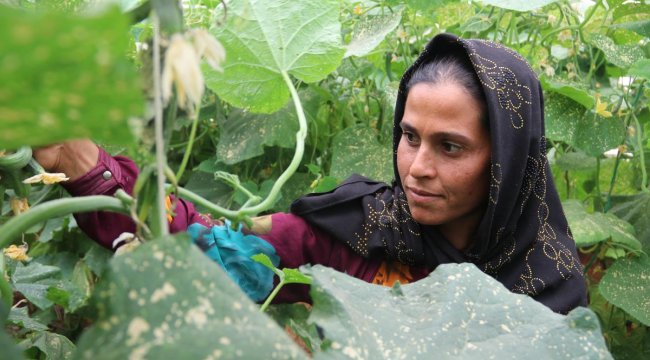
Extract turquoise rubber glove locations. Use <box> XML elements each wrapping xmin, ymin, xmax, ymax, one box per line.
<box><xmin>187</xmin><ymin>220</ymin><xmax>280</xmax><ymax>302</ymax></box>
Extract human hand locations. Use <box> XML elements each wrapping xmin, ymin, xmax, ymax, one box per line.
<box><xmin>32</xmin><ymin>140</ymin><xmax>99</xmax><ymax>181</ymax></box>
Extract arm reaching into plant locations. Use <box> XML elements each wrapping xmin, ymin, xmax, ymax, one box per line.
<box><xmin>33</xmin><ymin>141</ymin><xmax>399</xmax><ymax>304</ymax></box>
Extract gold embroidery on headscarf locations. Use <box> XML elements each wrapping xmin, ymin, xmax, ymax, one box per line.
<box><xmin>512</xmin><ymin>140</ymin><xmax>582</xmax><ymax>296</ymax></box>
<box><xmin>462</xmin><ymin>41</ymin><xmax>533</xmax><ymax>130</ymax></box>
<box><xmin>350</xmin><ymin>191</ymin><xmax>420</xmax><ymax>264</ymax></box>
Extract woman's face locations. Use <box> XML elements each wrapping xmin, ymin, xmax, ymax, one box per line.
<box><xmin>397</xmin><ymin>82</ymin><xmax>491</xmax><ymax>233</ymax></box>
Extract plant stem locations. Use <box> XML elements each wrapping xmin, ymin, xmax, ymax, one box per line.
<box><xmin>175</xmin><ymin>112</ymin><xmax>201</xmax><ymax>181</ymax></box>
<box><xmin>237</xmin><ymin>71</ymin><xmax>307</xmax><ymax>216</ymax></box>
<box><xmin>632</xmin><ymin>113</ymin><xmax>648</xmax><ymax>192</ymax></box>
<box><xmin>260</xmin><ymin>279</ymin><xmax>284</xmax><ymax>312</ymax></box>
<box><xmin>152</xmin><ymin>13</ymin><xmax>169</xmax><ymax>236</ymax></box>
<box><xmin>0</xmin><ymin>255</ymin><xmax>12</xmax><ymax>309</ymax></box>
<box><xmin>0</xmin><ymin>196</ymin><xmax>129</xmax><ymax>248</ymax></box>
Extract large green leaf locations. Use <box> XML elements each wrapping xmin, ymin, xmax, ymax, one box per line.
<box><xmin>329</xmin><ymin>125</ymin><xmax>393</xmax><ymax>184</ymax></box>
<box><xmin>613</xmin><ymin>3</ymin><xmax>650</xmax><ymax>21</ymax></box>
<box><xmin>0</xmin><ymin>6</ymin><xmax>142</xmax><ymax>150</ymax></box>
<box><xmin>478</xmin><ymin>0</ymin><xmax>559</xmax><ymax>12</ymax></box>
<box><xmin>599</xmin><ymin>255</ymin><xmax>650</xmax><ymax>326</ymax></box>
<box><xmin>205</xmin><ymin>0</ymin><xmax>344</xmax><ymax>113</ymax></box>
<box><xmin>562</xmin><ymin>200</ymin><xmax>641</xmax><ymax>249</ymax></box>
<box><xmin>545</xmin><ymin>94</ymin><xmax>624</xmax><ymax>157</ymax></box>
<box><xmin>11</xmin><ymin>262</ymin><xmax>61</xmax><ymax>309</ymax></box>
<box><xmin>306</xmin><ymin>263</ymin><xmax>611</xmax><ymax>359</ymax></box>
<box><xmin>589</xmin><ymin>33</ymin><xmax>645</xmax><ymax>68</ymax></box>
<box><xmin>628</xmin><ymin>59</ymin><xmax>650</xmax><ymax>80</ymax></box>
<box><xmin>345</xmin><ymin>7</ymin><xmax>403</xmax><ymax>58</ymax></box>
<box><xmin>216</xmin><ymin>107</ymin><xmax>298</xmax><ymax>165</ymax></box>
<box><xmin>74</xmin><ymin>235</ymin><xmax>306</xmax><ymax>359</ymax></box>
<box><xmin>610</xmin><ymin>193</ymin><xmax>650</xmax><ymax>252</ymax></box>
<box><xmin>385</xmin><ymin>0</ymin><xmax>452</xmax><ymax>13</ymax></box>
<box><xmin>540</xmin><ymin>77</ymin><xmax>594</xmax><ymax>109</ymax></box>
<box><xmin>0</xmin><ymin>303</ymin><xmax>24</xmax><ymax>360</ymax></box>
<box><xmin>19</xmin><ymin>331</ymin><xmax>76</xmax><ymax>360</ymax></box>
<box><xmin>613</xmin><ymin>20</ymin><xmax>650</xmax><ymax>38</ymax></box>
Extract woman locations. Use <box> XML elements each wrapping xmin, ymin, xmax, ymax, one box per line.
<box><xmin>35</xmin><ymin>34</ymin><xmax>587</xmax><ymax>313</ymax></box>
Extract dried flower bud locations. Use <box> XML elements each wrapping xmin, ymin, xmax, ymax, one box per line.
<box><xmin>23</xmin><ymin>172</ymin><xmax>69</xmax><ymax>185</ymax></box>
<box><xmin>162</xmin><ymin>34</ymin><xmax>204</xmax><ymax>111</ymax></box>
<box><xmin>3</xmin><ymin>244</ymin><xmax>29</xmax><ymax>262</ymax></box>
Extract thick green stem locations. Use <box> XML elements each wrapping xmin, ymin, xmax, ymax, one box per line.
<box><xmin>237</xmin><ymin>71</ymin><xmax>307</xmax><ymax>216</ymax></box>
<box><xmin>152</xmin><ymin>14</ymin><xmax>169</xmax><ymax>236</ymax></box>
<box><xmin>632</xmin><ymin>114</ymin><xmax>648</xmax><ymax>192</ymax></box>
<box><xmin>0</xmin><ymin>255</ymin><xmax>12</xmax><ymax>309</ymax></box>
<box><xmin>0</xmin><ymin>196</ymin><xmax>129</xmax><ymax>248</ymax></box>
<box><xmin>175</xmin><ymin>112</ymin><xmax>200</xmax><ymax>181</ymax></box>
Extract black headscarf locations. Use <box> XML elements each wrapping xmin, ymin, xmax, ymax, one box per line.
<box><xmin>291</xmin><ymin>33</ymin><xmax>587</xmax><ymax>313</ymax></box>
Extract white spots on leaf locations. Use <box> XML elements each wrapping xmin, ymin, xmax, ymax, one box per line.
<box><xmin>153</xmin><ymin>251</ymin><xmax>164</xmax><ymax>261</ymax></box>
<box><xmin>204</xmin><ymin>349</ymin><xmax>223</xmax><ymax>360</ymax></box>
<box><xmin>500</xmin><ymin>324</ymin><xmax>512</xmax><ymax>333</ymax></box>
<box><xmin>126</xmin><ymin>317</ymin><xmax>150</xmax><ymax>346</ymax></box>
<box><xmin>219</xmin><ymin>337</ymin><xmax>230</xmax><ymax>345</ymax></box>
<box><xmin>232</xmin><ymin>301</ymin><xmax>242</xmax><ymax>310</ymax></box>
<box><xmin>128</xmin><ymin>290</ymin><xmax>138</xmax><ymax>300</ymax></box>
<box><xmin>150</xmin><ymin>282</ymin><xmax>176</xmax><ymax>303</ymax></box>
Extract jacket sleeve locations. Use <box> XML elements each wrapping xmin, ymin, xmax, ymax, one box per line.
<box><xmin>62</xmin><ymin>148</ymin><xmax>208</xmax><ymax>249</ymax></box>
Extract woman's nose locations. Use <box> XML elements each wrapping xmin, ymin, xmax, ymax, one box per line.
<box><xmin>409</xmin><ymin>148</ymin><xmax>437</xmax><ymax>179</ymax></box>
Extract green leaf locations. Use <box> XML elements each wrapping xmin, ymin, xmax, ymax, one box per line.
<box><xmin>599</xmin><ymin>255</ymin><xmax>650</xmax><ymax>326</ymax></box>
<box><xmin>0</xmin><ymin>6</ymin><xmax>142</xmax><ymax>150</ymax></box>
<box><xmin>386</xmin><ymin>0</ymin><xmax>454</xmax><ymax>13</ymax></box>
<box><xmin>477</xmin><ymin>0</ymin><xmax>559</xmax><ymax>12</ymax></box>
<box><xmin>628</xmin><ymin>59</ymin><xmax>650</xmax><ymax>80</ymax></box>
<box><xmin>589</xmin><ymin>33</ymin><xmax>645</xmax><ymax>68</ymax></box>
<box><xmin>205</xmin><ymin>0</ymin><xmax>344</xmax><ymax>113</ymax></box>
<box><xmin>345</xmin><ymin>7</ymin><xmax>403</xmax><ymax>58</ymax></box>
<box><xmin>75</xmin><ymin>235</ymin><xmax>306</xmax><ymax>359</ymax></box>
<box><xmin>8</xmin><ymin>306</ymin><xmax>49</xmax><ymax>331</ymax></box>
<box><xmin>555</xmin><ymin>151</ymin><xmax>597</xmax><ymax>172</ymax></box>
<box><xmin>19</xmin><ymin>331</ymin><xmax>76</xmax><ymax>360</ymax></box>
<box><xmin>613</xmin><ymin>3</ymin><xmax>650</xmax><ymax>21</ymax></box>
<box><xmin>251</xmin><ymin>253</ymin><xmax>282</xmax><ymax>277</ymax></box>
<box><xmin>562</xmin><ymin>200</ymin><xmax>641</xmax><ymax>249</ymax></box>
<box><xmin>544</xmin><ymin>94</ymin><xmax>624</xmax><ymax>157</ymax></box>
<box><xmin>282</xmin><ymin>268</ymin><xmax>312</xmax><ymax>285</ymax></box>
<box><xmin>12</xmin><ymin>262</ymin><xmax>60</xmax><ymax>284</ymax></box>
<box><xmin>306</xmin><ymin>263</ymin><xmax>611</xmax><ymax>359</ymax></box>
<box><xmin>613</xmin><ymin>20</ymin><xmax>650</xmax><ymax>38</ymax></box>
<box><xmin>0</xmin><ymin>303</ymin><xmax>25</xmax><ymax>360</ymax></box>
<box><xmin>216</xmin><ymin>107</ymin><xmax>298</xmax><ymax>165</ymax></box>
<box><xmin>610</xmin><ymin>193</ymin><xmax>650</xmax><ymax>252</ymax></box>
<box><xmin>329</xmin><ymin>125</ymin><xmax>393</xmax><ymax>183</ymax></box>
<box><xmin>267</xmin><ymin>304</ymin><xmax>322</xmax><ymax>354</ymax></box>
<box><xmin>459</xmin><ymin>15</ymin><xmax>494</xmax><ymax>33</ymax></box>
<box><xmin>540</xmin><ymin>77</ymin><xmax>594</xmax><ymax>109</ymax></box>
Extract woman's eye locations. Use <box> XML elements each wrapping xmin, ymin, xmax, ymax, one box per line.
<box><xmin>403</xmin><ymin>132</ymin><xmax>418</xmax><ymax>144</ymax></box>
<box><xmin>442</xmin><ymin>142</ymin><xmax>462</xmax><ymax>153</ymax></box>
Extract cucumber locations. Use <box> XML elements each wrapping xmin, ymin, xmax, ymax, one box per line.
<box><xmin>0</xmin><ymin>146</ymin><xmax>32</xmax><ymax>171</ymax></box>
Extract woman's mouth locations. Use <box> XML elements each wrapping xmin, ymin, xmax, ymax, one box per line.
<box><xmin>406</xmin><ymin>186</ymin><xmax>443</xmax><ymax>203</ymax></box>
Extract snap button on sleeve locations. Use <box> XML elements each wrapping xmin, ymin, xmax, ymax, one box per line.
<box><xmin>102</xmin><ymin>170</ymin><xmax>113</xmax><ymax>180</ymax></box>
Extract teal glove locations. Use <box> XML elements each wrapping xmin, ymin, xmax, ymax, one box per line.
<box><xmin>187</xmin><ymin>220</ymin><xmax>280</xmax><ymax>302</ymax></box>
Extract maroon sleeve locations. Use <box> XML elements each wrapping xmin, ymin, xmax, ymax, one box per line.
<box><xmin>63</xmin><ymin>148</ymin><xmax>206</xmax><ymax>249</ymax></box>
<box><xmin>262</xmin><ymin>212</ymin><xmax>382</xmax><ymax>303</ymax></box>
<box><xmin>63</xmin><ymin>149</ymin><xmax>383</xmax><ymax>303</ymax></box>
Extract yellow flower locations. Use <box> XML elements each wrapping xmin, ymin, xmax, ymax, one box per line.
<box><xmin>187</xmin><ymin>29</ymin><xmax>226</xmax><ymax>72</ymax></box>
<box><xmin>595</xmin><ymin>96</ymin><xmax>612</xmax><ymax>118</ymax></box>
<box><xmin>23</xmin><ymin>172</ymin><xmax>69</xmax><ymax>185</ymax></box>
<box><xmin>10</xmin><ymin>197</ymin><xmax>29</xmax><ymax>215</ymax></box>
<box><xmin>0</xmin><ymin>150</ymin><xmax>6</xmax><ymax>157</ymax></box>
<box><xmin>353</xmin><ymin>5</ymin><xmax>363</xmax><ymax>15</ymax></box>
<box><xmin>162</xmin><ymin>34</ymin><xmax>204</xmax><ymax>111</ymax></box>
<box><xmin>4</xmin><ymin>244</ymin><xmax>29</xmax><ymax>262</ymax></box>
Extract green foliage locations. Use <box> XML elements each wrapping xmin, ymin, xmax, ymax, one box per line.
<box><xmin>599</xmin><ymin>255</ymin><xmax>650</xmax><ymax>326</ymax></box>
<box><xmin>75</xmin><ymin>235</ymin><xmax>306</xmax><ymax>359</ymax></box>
<box><xmin>545</xmin><ymin>94</ymin><xmax>624</xmax><ymax>157</ymax></box>
<box><xmin>480</xmin><ymin>0</ymin><xmax>560</xmax><ymax>12</ymax></box>
<box><xmin>562</xmin><ymin>200</ymin><xmax>640</xmax><ymax>250</ymax></box>
<box><xmin>307</xmin><ymin>263</ymin><xmax>611</xmax><ymax>359</ymax></box>
<box><xmin>204</xmin><ymin>0</ymin><xmax>345</xmax><ymax>113</ymax></box>
<box><xmin>610</xmin><ymin>193</ymin><xmax>650</xmax><ymax>252</ymax></box>
<box><xmin>0</xmin><ymin>5</ymin><xmax>142</xmax><ymax>150</ymax></box>
<box><xmin>329</xmin><ymin>126</ymin><xmax>393</xmax><ymax>183</ymax></box>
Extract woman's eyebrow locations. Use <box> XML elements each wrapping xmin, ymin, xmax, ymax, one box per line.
<box><xmin>400</xmin><ymin>121</ymin><xmax>471</xmax><ymax>142</ymax></box>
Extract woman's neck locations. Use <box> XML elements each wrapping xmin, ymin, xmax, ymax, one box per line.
<box><xmin>437</xmin><ymin>212</ymin><xmax>483</xmax><ymax>251</ymax></box>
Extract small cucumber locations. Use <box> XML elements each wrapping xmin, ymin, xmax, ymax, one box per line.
<box><xmin>0</xmin><ymin>146</ymin><xmax>32</xmax><ymax>171</ymax></box>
